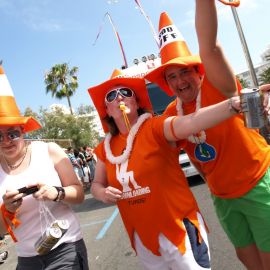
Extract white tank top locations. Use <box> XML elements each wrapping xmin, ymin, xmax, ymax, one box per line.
<box><xmin>0</xmin><ymin>141</ymin><xmax>83</xmax><ymax>257</ymax></box>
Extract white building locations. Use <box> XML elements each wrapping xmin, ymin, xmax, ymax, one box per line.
<box><xmin>50</xmin><ymin>103</ymin><xmax>104</xmax><ymax>137</ymax></box>
<box><xmin>50</xmin><ymin>103</ymin><xmax>71</xmax><ymax>114</ymax></box>
<box><xmin>90</xmin><ymin>110</ymin><xmax>105</xmax><ymax>137</ymax></box>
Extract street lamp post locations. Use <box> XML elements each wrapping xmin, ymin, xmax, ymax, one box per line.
<box><xmin>228</xmin><ymin>1</ymin><xmax>270</xmax><ymax>143</ymax></box>
<box><xmin>230</xmin><ymin>4</ymin><xmax>259</xmax><ymax>87</ymax></box>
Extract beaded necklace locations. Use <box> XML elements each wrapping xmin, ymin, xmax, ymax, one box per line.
<box><xmin>2</xmin><ymin>144</ymin><xmax>28</xmax><ymax>170</ymax></box>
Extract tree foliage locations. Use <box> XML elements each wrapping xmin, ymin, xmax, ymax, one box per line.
<box><xmin>23</xmin><ymin>105</ymin><xmax>101</xmax><ymax>148</ymax></box>
<box><xmin>44</xmin><ymin>63</ymin><xmax>78</xmax><ymax>115</ymax></box>
<box><xmin>259</xmin><ymin>67</ymin><xmax>270</xmax><ymax>85</ymax></box>
<box><xmin>236</xmin><ymin>75</ymin><xmax>249</xmax><ymax>88</ymax></box>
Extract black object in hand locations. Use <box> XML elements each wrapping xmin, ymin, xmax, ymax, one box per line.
<box><xmin>18</xmin><ymin>186</ymin><xmax>39</xmax><ymax>195</ymax></box>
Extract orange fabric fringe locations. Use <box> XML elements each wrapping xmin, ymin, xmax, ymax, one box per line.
<box><xmin>1</xmin><ymin>204</ymin><xmax>21</xmax><ymax>242</ymax></box>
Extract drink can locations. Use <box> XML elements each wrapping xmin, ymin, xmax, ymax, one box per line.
<box><xmin>240</xmin><ymin>88</ymin><xmax>266</xmax><ymax>129</ymax></box>
<box><xmin>52</xmin><ymin>219</ymin><xmax>69</xmax><ymax>236</ymax></box>
<box><xmin>35</xmin><ymin>226</ymin><xmax>62</xmax><ymax>255</ymax></box>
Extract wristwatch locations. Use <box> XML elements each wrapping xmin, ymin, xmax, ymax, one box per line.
<box><xmin>53</xmin><ymin>186</ymin><xmax>65</xmax><ymax>202</ymax></box>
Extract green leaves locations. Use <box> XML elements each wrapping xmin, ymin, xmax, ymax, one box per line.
<box><xmin>259</xmin><ymin>67</ymin><xmax>270</xmax><ymax>85</ymax></box>
<box><xmin>44</xmin><ymin>63</ymin><xmax>79</xmax><ymax>114</ymax></box>
<box><xmin>236</xmin><ymin>75</ymin><xmax>249</xmax><ymax>88</ymax></box>
<box><xmin>23</xmin><ymin>106</ymin><xmax>101</xmax><ymax>148</ymax></box>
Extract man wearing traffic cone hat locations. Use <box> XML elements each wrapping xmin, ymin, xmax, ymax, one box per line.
<box><xmin>146</xmin><ymin>1</ymin><xmax>270</xmax><ymax>269</ymax></box>
<box><xmin>0</xmin><ymin>65</ymin><xmax>89</xmax><ymax>269</ymax></box>
<box><xmin>146</xmin><ymin>11</ymin><xmax>205</xmax><ymax>97</ymax></box>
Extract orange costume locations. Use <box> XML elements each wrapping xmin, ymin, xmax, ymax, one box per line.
<box><xmin>164</xmin><ymin>77</ymin><xmax>270</xmax><ymax>198</ymax></box>
<box><xmin>145</xmin><ymin>11</ymin><xmax>270</xmax><ymax>199</ymax></box>
<box><xmin>145</xmin><ymin>5</ymin><xmax>270</xmax><ymax>265</ymax></box>
<box><xmin>95</xmin><ymin>115</ymin><xmax>203</xmax><ymax>255</ymax></box>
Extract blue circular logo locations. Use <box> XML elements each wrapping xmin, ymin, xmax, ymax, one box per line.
<box><xmin>194</xmin><ymin>143</ymin><xmax>216</xmax><ymax>162</ymax></box>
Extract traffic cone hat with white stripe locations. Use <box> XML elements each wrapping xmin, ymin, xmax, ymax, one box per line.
<box><xmin>0</xmin><ymin>64</ymin><xmax>41</xmax><ymax>132</ymax></box>
<box><xmin>88</xmin><ymin>69</ymin><xmax>152</xmax><ymax>133</ymax></box>
<box><xmin>145</xmin><ymin>12</ymin><xmax>204</xmax><ymax>96</ymax></box>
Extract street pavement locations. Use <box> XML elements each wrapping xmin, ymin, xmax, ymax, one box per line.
<box><xmin>2</xmin><ymin>177</ymin><xmax>245</xmax><ymax>269</ymax></box>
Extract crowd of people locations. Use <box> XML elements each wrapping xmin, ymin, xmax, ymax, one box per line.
<box><xmin>1</xmin><ymin>0</ymin><xmax>270</xmax><ymax>269</ymax></box>
<box><xmin>65</xmin><ymin>146</ymin><xmax>97</xmax><ymax>190</ymax></box>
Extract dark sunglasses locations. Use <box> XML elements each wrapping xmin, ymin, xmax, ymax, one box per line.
<box><xmin>0</xmin><ymin>130</ymin><xmax>22</xmax><ymax>143</ymax></box>
<box><xmin>105</xmin><ymin>88</ymin><xmax>134</xmax><ymax>103</ymax></box>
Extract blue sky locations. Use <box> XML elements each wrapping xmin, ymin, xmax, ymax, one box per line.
<box><xmin>1</xmin><ymin>0</ymin><xmax>270</xmax><ymax>113</ymax></box>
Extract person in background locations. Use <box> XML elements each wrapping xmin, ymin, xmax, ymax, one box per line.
<box><xmin>88</xmin><ymin>67</ymin><xmax>240</xmax><ymax>270</ymax></box>
<box><xmin>84</xmin><ymin>146</ymin><xmax>96</xmax><ymax>182</ymax></box>
<box><xmin>66</xmin><ymin>147</ymin><xmax>77</xmax><ymax>166</ymax></box>
<box><xmin>0</xmin><ymin>64</ymin><xmax>89</xmax><ymax>269</ymax></box>
<box><xmin>74</xmin><ymin>148</ymin><xmax>87</xmax><ymax>190</ymax></box>
<box><xmin>79</xmin><ymin>147</ymin><xmax>91</xmax><ymax>187</ymax></box>
<box><xmin>66</xmin><ymin>147</ymin><xmax>84</xmax><ymax>183</ymax></box>
<box><xmin>145</xmin><ymin>1</ymin><xmax>270</xmax><ymax>269</ymax></box>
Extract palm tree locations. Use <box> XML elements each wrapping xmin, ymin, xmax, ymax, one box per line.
<box><xmin>44</xmin><ymin>63</ymin><xmax>78</xmax><ymax>114</ymax></box>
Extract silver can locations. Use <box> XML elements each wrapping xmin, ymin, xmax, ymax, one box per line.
<box><xmin>52</xmin><ymin>219</ymin><xmax>69</xmax><ymax>236</ymax></box>
<box><xmin>240</xmin><ymin>88</ymin><xmax>266</xmax><ymax>129</ymax></box>
<box><xmin>35</xmin><ymin>226</ymin><xmax>62</xmax><ymax>255</ymax></box>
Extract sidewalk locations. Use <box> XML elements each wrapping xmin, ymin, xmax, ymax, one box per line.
<box><xmin>0</xmin><ymin>234</ymin><xmax>17</xmax><ymax>268</ymax></box>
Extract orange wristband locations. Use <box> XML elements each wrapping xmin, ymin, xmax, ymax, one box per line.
<box><xmin>170</xmin><ymin>116</ymin><xmax>180</xmax><ymax>141</ymax></box>
<box><xmin>1</xmin><ymin>204</ymin><xmax>21</xmax><ymax>242</ymax></box>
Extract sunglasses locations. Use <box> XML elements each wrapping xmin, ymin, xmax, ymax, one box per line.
<box><xmin>105</xmin><ymin>88</ymin><xmax>134</xmax><ymax>103</ymax></box>
<box><xmin>0</xmin><ymin>130</ymin><xmax>22</xmax><ymax>143</ymax></box>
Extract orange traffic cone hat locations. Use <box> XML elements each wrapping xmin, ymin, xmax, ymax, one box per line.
<box><xmin>145</xmin><ymin>12</ymin><xmax>204</xmax><ymax>96</ymax></box>
<box><xmin>0</xmin><ymin>64</ymin><xmax>41</xmax><ymax>132</ymax></box>
<box><xmin>88</xmin><ymin>69</ymin><xmax>152</xmax><ymax>133</ymax></box>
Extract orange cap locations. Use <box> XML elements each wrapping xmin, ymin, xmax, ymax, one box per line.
<box><xmin>0</xmin><ymin>65</ymin><xmax>41</xmax><ymax>132</ymax></box>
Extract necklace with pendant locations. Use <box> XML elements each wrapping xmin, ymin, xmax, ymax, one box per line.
<box><xmin>176</xmin><ymin>90</ymin><xmax>206</xmax><ymax>144</ymax></box>
<box><xmin>176</xmin><ymin>91</ymin><xmax>217</xmax><ymax>162</ymax></box>
<box><xmin>104</xmin><ymin>113</ymin><xmax>152</xmax><ymax>164</ymax></box>
<box><xmin>2</xmin><ymin>145</ymin><xmax>28</xmax><ymax>170</ymax></box>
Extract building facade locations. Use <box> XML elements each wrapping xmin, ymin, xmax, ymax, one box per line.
<box><xmin>236</xmin><ymin>45</ymin><xmax>270</xmax><ymax>87</ymax></box>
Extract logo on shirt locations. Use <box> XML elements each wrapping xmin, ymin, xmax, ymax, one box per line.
<box><xmin>116</xmin><ymin>159</ymin><xmax>151</xmax><ymax>199</ymax></box>
<box><xmin>194</xmin><ymin>142</ymin><xmax>216</xmax><ymax>162</ymax></box>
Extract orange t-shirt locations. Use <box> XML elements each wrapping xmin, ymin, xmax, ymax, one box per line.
<box><xmin>164</xmin><ymin>77</ymin><xmax>270</xmax><ymax>198</ymax></box>
<box><xmin>95</xmin><ymin>115</ymin><xmax>202</xmax><ymax>255</ymax></box>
